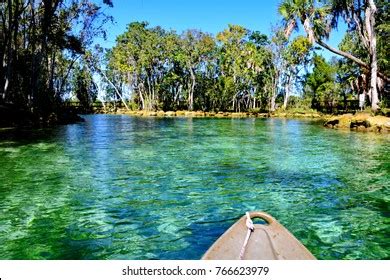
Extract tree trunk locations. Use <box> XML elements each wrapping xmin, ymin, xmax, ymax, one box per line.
<box><xmin>99</xmin><ymin>70</ymin><xmax>129</xmax><ymax>110</ymax></box>
<box><xmin>96</xmin><ymin>81</ymin><xmax>107</xmax><ymax>112</ymax></box>
<box><xmin>49</xmin><ymin>48</ymin><xmax>56</xmax><ymax>94</ymax></box>
<box><xmin>188</xmin><ymin>67</ymin><xmax>196</xmax><ymax>111</ymax></box>
<box><xmin>138</xmin><ymin>84</ymin><xmax>145</xmax><ymax>110</ymax></box>
<box><xmin>3</xmin><ymin>0</ymin><xmax>13</xmax><ymax>100</ymax></box>
<box><xmin>59</xmin><ymin>55</ymin><xmax>81</xmax><ymax>94</ymax></box>
<box><xmin>270</xmin><ymin>72</ymin><xmax>278</xmax><ymax>112</ymax></box>
<box><xmin>303</xmin><ymin>17</ymin><xmax>315</xmax><ymax>44</ymax></box>
<box><xmin>270</xmin><ymin>89</ymin><xmax>276</xmax><ymax>111</ymax></box>
<box><xmin>367</xmin><ymin>0</ymin><xmax>379</xmax><ymax>111</ymax></box>
<box><xmin>141</xmin><ymin>85</ymin><xmax>147</xmax><ymax>110</ymax></box>
<box><xmin>283</xmin><ymin>74</ymin><xmax>291</xmax><ymax>109</ymax></box>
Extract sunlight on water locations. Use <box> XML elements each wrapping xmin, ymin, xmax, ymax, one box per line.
<box><xmin>0</xmin><ymin>115</ymin><xmax>389</xmax><ymax>259</ymax></box>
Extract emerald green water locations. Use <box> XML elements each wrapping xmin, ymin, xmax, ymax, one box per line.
<box><xmin>0</xmin><ymin>115</ymin><xmax>389</xmax><ymax>259</ymax></box>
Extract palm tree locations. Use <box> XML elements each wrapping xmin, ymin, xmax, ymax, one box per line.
<box><xmin>278</xmin><ymin>0</ymin><xmax>316</xmax><ymax>43</ymax></box>
<box><xmin>278</xmin><ymin>0</ymin><xmax>387</xmax><ymax>110</ymax></box>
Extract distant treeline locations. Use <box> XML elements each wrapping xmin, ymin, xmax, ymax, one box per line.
<box><xmin>1</xmin><ymin>1</ymin><xmax>389</xmax><ymax>125</ymax></box>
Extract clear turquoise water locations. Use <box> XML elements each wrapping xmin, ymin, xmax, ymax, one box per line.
<box><xmin>0</xmin><ymin>115</ymin><xmax>389</xmax><ymax>259</ymax></box>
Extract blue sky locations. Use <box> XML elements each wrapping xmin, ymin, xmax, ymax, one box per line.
<box><xmin>99</xmin><ymin>0</ymin><xmax>346</xmax><ymax>60</ymax></box>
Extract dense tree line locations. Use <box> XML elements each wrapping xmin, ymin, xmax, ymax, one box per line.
<box><xmin>101</xmin><ymin>22</ymin><xmax>280</xmax><ymax>112</ymax></box>
<box><xmin>94</xmin><ymin>0</ymin><xmax>388</xmax><ymax>113</ymax></box>
<box><xmin>1</xmin><ymin>0</ymin><xmax>389</xmax><ymax>123</ymax></box>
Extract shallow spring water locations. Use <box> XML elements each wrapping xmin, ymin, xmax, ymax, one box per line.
<box><xmin>0</xmin><ymin>115</ymin><xmax>389</xmax><ymax>259</ymax></box>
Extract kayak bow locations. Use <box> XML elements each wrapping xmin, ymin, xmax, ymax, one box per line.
<box><xmin>202</xmin><ymin>211</ymin><xmax>316</xmax><ymax>260</ymax></box>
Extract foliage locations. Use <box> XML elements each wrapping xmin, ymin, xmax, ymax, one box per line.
<box><xmin>73</xmin><ymin>66</ymin><xmax>97</xmax><ymax>111</ymax></box>
<box><xmin>2</xmin><ymin>1</ymin><xmax>388</xmax><ymax>123</ymax></box>
<box><xmin>278</xmin><ymin>0</ymin><xmax>389</xmax><ymax>111</ymax></box>
<box><xmin>106</xmin><ymin>22</ymin><xmax>275</xmax><ymax>112</ymax></box>
<box><xmin>0</xmin><ymin>0</ymin><xmax>113</xmax><ymax>120</ymax></box>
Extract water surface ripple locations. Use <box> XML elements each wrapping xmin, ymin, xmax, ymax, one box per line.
<box><xmin>0</xmin><ymin>115</ymin><xmax>389</xmax><ymax>259</ymax></box>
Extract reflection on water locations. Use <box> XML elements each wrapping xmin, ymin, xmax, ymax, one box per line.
<box><xmin>0</xmin><ymin>115</ymin><xmax>389</xmax><ymax>259</ymax></box>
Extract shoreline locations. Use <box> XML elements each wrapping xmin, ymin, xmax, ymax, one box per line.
<box><xmin>105</xmin><ymin>109</ymin><xmax>390</xmax><ymax>133</ymax></box>
<box><xmin>324</xmin><ymin>113</ymin><xmax>390</xmax><ymax>133</ymax></box>
<box><xmin>2</xmin><ymin>108</ymin><xmax>389</xmax><ymax>134</ymax></box>
<box><xmin>109</xmin><ymin>109</ymin><xmax>327</xmax><ymax>120</ymax></box>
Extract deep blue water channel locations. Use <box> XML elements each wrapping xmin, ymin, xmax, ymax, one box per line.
<box><xmin>0</xmin><ymin>115</ymin><xmax>389</xmax><ymax>259</ymax></box>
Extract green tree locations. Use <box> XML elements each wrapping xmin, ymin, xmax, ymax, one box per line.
<box><xmin>305</xmin><ymin>54</ymin><xmax>336</xmax><ymax>110</ymax></box>
<box><xmin>0</xmin><ymin>0</ymin><xmax>113</xmax><ymax>121</ymax></box>
<box><xmin>216</xmin><ymin>25</ymin><xmax>271</xmax><ymax>112</ymax></box>
<box><xmin>179</xmin><ymin>30</ymin><xmax>215</xmax><ymax>111</ymax></box>
<box><xmin>73</xmin><ymin>66</ymin><xmax>97</xmax><ymax>112</ymax></box>
<box><xmin>281</xmin><ymin>35</ymin><xmax>312</xmax><ymax>109</ymax></box>
<box><xmin>269</xmin><ymin>27</ymin><xmax>288</xmax><ymax>111</ymax></box>
<box><xmin>278</xmin><ymin>0</ymin><xmax>389</xmax><ymax>111</ymax></box>
<box><xmin>109</xmin><ymin>22</ymin><xmax>182</xmax><ymax>111</ymax></box>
